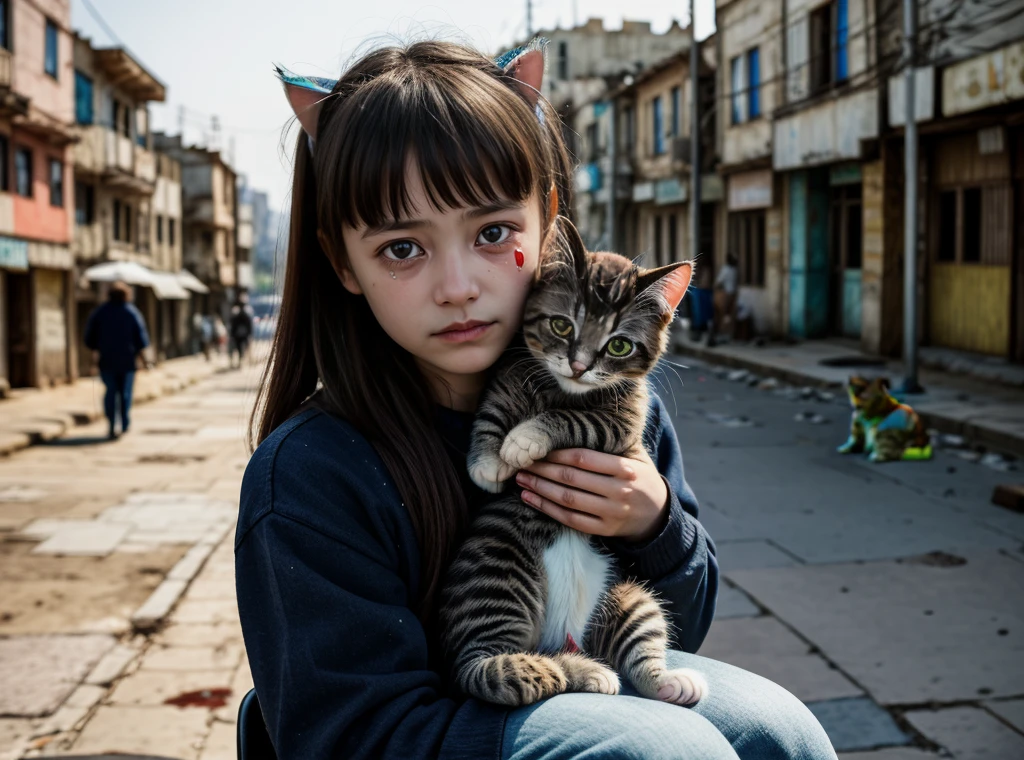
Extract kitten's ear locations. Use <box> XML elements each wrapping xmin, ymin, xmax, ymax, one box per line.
<box><xmin>555</xmin><ymin>216</ymin><xmax>588</xmax><ymax>280</ymax></box>
<box><xmin>497</xmin><ymin>39</ymin><xmax>546</xmax><ymax>106</ymax></box>
<box><xmin>637</xmin><ymin>261</ymin><xmax>693</xmax><ymax>314</ymax></box>
<box><xmin>275</xmin><ymin>64</ymin><xmax>336</xmax><ymax>141</ymax></box>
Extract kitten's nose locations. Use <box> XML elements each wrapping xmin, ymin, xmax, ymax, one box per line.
<box><xmin>570</xmin><ymin>361</ymin><xmax>588</xmax><ymax>378</ymax></box>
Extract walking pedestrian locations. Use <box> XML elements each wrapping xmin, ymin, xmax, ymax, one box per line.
<box><xmin>709</xmin><ymin>253</ymin><xmax>739</xmax><ymax>347</ymax></box>
<box><xmin>83</xmin><ymin>281</ymin><xmax>150</xmax><ymax>439</ymax></box>
<box><xmin>237</xmin><ymin>41</ymin><xmax>837</xmax><ymax>759</ymax></box>
<box><xmin>229</xmin><ymin>293</ymin><xmax>254</xmax><ymax>368</ymax></box>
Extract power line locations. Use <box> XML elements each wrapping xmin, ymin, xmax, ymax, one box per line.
<box><xmin>79</xmin><ymin>0</ymin><xmax>123</xmax><ymax>47</ymax></box>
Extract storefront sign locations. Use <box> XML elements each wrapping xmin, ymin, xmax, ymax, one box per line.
<box><xmin>943</xmin><ymin>41</ymin><xmax>1024</xmax><ymax>117</ymax></box>
<box><xmin>632</xmin><ymin>182</ymin><xmax>655</xmax><ymax>203</ymax></box>
<box><xmin>654</xmin><ymin>178</ymin><xmax>687</xmax><ymax>205</ymax></box>
<box><xmin>773</xmin><ymin>89</ymin><xmax>879</xmax><ymax>170</ymax></box>
<box><xmin>728</xmin><ymin>170</ymin><xmax>773</xmax><ymax>210</ymax></box>
<box><xmin>0</xmin><ymin>236</ymin><xmax>28</xmax><ymax>271</ymax></box>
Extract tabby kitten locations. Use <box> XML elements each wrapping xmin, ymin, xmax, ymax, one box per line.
<box><xmin>437</xmin><ymin>220</ymin><xmax>707</xmax><ymax>708</ymax></box>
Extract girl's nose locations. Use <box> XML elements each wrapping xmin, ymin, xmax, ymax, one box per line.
<box><xmin>434</xmin><ymin>249</ymin><xmax>480</xmax><ymax>306</ymax></box>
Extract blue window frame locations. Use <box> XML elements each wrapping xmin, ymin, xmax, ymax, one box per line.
<box><xmin>15</xmin><ymin>147</ymin><xmax>31</xmax><ymax>197</ymax></box>
<box><xmin>730</xmin><ymin>55</ymin><xmax>743</xmax><ymax>124</ymax></box>
<box><xmin>652</xmin><ymin>96</ymin><xmax>664</xmax><ymax>155</ymax></box>
<box><xmin>747</xmin><ymin>48</ymin><xmax>761</xmax><ymax>119</ymax></box>
<box><xmin>670</xmin><ymin>86</ymin><xmax>680</xmax><ymax>137</ymax></box>
<box><xmin>44</xmin><ymin>19</ymin><xmax>57</xmax><ymax>78</ymax></box>
<box><xmin>75</xmin><ymin>70</ymin><xmax>94</xmax><ymax>125</ymax></box>
<box><xmin>836</xmin><ymin>0</ymin><xmax>849</xmax><ymax>82</ymax></box>
<box><xmin>0</xmin><ymin>0</ymin><xmax>9</xmax><ymax>50</ymax></box>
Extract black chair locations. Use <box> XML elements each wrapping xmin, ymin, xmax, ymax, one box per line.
<box><xmin>237</xmin><ymin>688</ymin><xmax>277</xmax><ymax>759</ymax></box>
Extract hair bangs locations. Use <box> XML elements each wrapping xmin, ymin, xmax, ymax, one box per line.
<box><xmin>323</xmin><ymin>62</ymin><xmax>545</xmax><ymax>235</ymax></box>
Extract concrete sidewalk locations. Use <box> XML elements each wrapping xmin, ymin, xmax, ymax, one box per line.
<box><xmin>671</xmin><ymin>334</ymin><xmax>1024</xmax><ymax>458</ymax></box>
<box><xmin>0</xmin><ymin>355</ymin><xmax>227</xmax><ymax>458</ymax></box>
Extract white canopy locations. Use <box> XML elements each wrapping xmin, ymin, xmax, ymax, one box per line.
<box><xmin>149</xmin><ymin>272</ymin><xmax>189</xmax><ymax>300</ymax></box>
<box><xmin>81</xmin><ymin>261</ymin><xmax>156</xmax><ymax>287</ymax></box>
<box><xmin>176</xmin><ymin>269</ymin><xmax>210</xmax><ymax>294</ymax></box>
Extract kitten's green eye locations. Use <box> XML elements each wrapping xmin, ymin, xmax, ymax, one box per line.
<box><xmin>550</xmin><ymin>318</ymin><xmax>573</xmax><ymax>337</ymax></box>
<box><xmin>606</xmin><ymin>337</ymin><xmax>633</xmax><ymax>357</ymax></box>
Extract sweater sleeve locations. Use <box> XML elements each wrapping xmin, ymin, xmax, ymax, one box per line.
<box><xmin>235</xmin><ymin>415</ymin><xmax>506</xmax><ymax>760</ymax></box>
<box><xmin>602</xmin><ymin>393</ymin><xmax>719</xmax><ymax>653</ymax></box>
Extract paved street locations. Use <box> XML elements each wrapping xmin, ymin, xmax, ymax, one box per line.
<box><xmin>0</xmin><ymin>348</ymin><xmax>1022</xmax><ymax>758</ymax></box>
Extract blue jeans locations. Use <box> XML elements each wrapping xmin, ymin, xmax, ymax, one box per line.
<box><xmin>502</xmin><ymin>650</ymin><xmax>837</xmax><ymax>760</ymax></box>
<box><xmin>100</xmin><ymin>370</ymin><xmax>135</xmax><ymax>434</ymax></box>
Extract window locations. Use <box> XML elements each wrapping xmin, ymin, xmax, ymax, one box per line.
<box><xmin>48</xmin><ymin>158</ymin><xmax>62</xmax><ymax>207</ymax></box>
<box><xmin>113</xmin><ymin>199</ymin><xmax>122</xmax><ymax>240</ymax></box>
<box><xmin>15</xmin><ymin>147</ymin><xmax>31</xmax><ymax>197</ymax></box>
<box><xmin>962</xmin><ymin>188</ymin><xmax>981</xmax><ymax>263</ymax></box>
<box><xmin>623</xmin><ymin>105</ymin><xmax>635</xmax><ymax>151</ymax></box>
<box><xmin>125</xmin><ymin>203</ymin><xmax>132</xmax><ymax>242</ymax></box>
<box><xmin>668</xmin><ymin>213</ymin><xmax>678</xmax><ymax>263</ymax></box>
<box><xmin>730</xmin><ymin>211</ymin><xmax>766</xmax><ymax>286</ymax></box>
<box><xmin>652</xmin><ymin>96</ymin><xmax>664</xmax><ymax>156</ymax></box>
<box><xmin>122</xmin><ymin>105</ymin><xmax>131</xmax><ymax>138</ymax></box>
<box><xmin>747</xmin><ymin>48</ymin><xmax>761</xmax><ymax>119</ymax></box>
<box><xmin>156</xmin><ymin>214</ymin><xmax>164</xmax><ymax>243</ymax></box>
<box><xmin>811</xmin><ymin>0</ymin><xmax>848</xmax><ymax>91</ymax></box>
<box><xmin>169</xmin><ymin>218</ymin><xmax>176</xmax><ymax>246</ymax></box>
<box><xmin>557</xmin><ymin>41</ymin><xmax>568</xmax><ymax>80</ymax></box>
<box><xmin>74</xmin><ymin>71</ymin><xmax>94</xmax><ymax>125</ymax></box>
<box><xmin>731</xmin><ymin>55</ymin><xmax>744</xmax><ymax>125</ymax></box>
<box><xmin>75</xmin><ymin>182</ymin><xmax>94</xmax><ymax>224</ymax></box>
<box><xmin>44</xmin><ymin>19</ymin><xmax>57</xmax><ymax>79</ymax></box>
<box><xmin>670</xmin><ymin>86</ymin><xmax>680</xmax><ymax>137</ymax></box>
<box><xmin>937</xmin><ymin>192</ymin><xmax>957</xmax><ymax>262</ymax></box>
<box><xmin>0</xmin><ymin>0</ymin><xmax>10</xmax><ymax>50</ymax></box>
<box><xmin>0</xmin><ymin>134</ymin><xmax>8</xmax><ymax>192</ymax></box>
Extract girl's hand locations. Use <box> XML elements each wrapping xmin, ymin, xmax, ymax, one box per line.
<box><xmin>516</xmin><ymin>448</ymin><xmax>669</xmax><ymax>543</ymax></box>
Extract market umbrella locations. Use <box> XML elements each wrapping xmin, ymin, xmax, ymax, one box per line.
<box><xmin>81</xmin><ymin>261</ymin><xmax>156</xmax><ymax>286</ymax></box>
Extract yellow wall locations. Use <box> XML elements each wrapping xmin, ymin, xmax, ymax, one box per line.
<box><xmin>929</xmin><ymin>263</ymin><xmax>1010</xmax><ymax>356</ymax></box>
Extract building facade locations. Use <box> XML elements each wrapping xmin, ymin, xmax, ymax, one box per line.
<box><xmin>0</xmin><ymin>0</ymin><xmax>76</xmax><ymax>392</ymax></box>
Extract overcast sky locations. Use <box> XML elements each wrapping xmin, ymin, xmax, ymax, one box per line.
<box><xmin>71</xmin><ymin>0</ymin><xmax>717</xmax><ymax>213</ymax></box>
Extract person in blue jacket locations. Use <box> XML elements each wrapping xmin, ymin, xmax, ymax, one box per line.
<box><xmin>83</xmin><ymin>281</ymin><xmax>150</xmax><ymax>439</ymax></box>
<box><xmin>237</xmin><ymin>41</ymin><xmax>837</xmax><ymax>759</ymax></box>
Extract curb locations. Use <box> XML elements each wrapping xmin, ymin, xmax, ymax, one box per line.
<box><xmin>0</xmin><ymin>364</ymin><xmax>217</xmax><ymax>459</ymax></box>
<box><xmin>672</xmin><ymin>342</ymin><xmax>1024</xmax><ymax>459</ymax></box>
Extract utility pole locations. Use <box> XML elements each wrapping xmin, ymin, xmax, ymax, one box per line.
<box><xmin>526</xmin><ymin>0</ymin><xmax>533</xmax><ymax>37</ymax></box>
<box><xmin>606</xmin><ymin>98</ymin><xmax>617</xmax><ymax>251</ymax></box>
<box><xmin>689</xmin><ymin>0</ymin><xmax>701</xmax><ymax>265</ymax></box>
<box><xmin>901</xmin><ymin>0</ymin><xmax>923</xmax><ymax>393</ymax></box>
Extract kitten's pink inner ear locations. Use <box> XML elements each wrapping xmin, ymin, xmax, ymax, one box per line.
<box><xmin>661</xmin><ymin>264</ymin><xmax>693</xmax><ymax>313</ymax></box>
<box><xmin>507</xmin><ymin>49</ymin><xmax>544</xmax><ymax>105</ymax></box>
<box><xmin>284</xmin><ymin>84</ymin><xmax>325</xmax><ymax>141</ymax></box>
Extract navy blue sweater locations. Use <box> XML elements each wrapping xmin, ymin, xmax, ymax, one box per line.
<box><xmin>235</xmin><ymin>393</ymin><xmax>718</xmax><ymax>759</ymax></box>
<box><xmin>83</xmin><ymin>301</ymin><xmax>150</xmax><ymax>374</ymax></box>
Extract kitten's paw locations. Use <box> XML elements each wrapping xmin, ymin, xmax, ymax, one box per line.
<box><xmin>468</xmin><ymin>454</ymin><xmax>515</xmax><ymax>493</ymax></box>
<box><xmin>575</xmin><ymin>661</ymin><xmax>620</xmax><ymax>696</ymax></box>
<box><xmin>500</xmin><ymin>421</ymin><xmax>553</xmax><ymax>470</ymax></box>
<box><xmin>656</xmin><ymin>668</ymin><xmax>707</xmax><ymax>706</ymax></box>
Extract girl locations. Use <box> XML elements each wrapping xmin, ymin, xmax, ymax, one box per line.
<box><xmin>237</xmin><ymin>40</ymin><xmax>837</xmax><ymax>760</ymax></box>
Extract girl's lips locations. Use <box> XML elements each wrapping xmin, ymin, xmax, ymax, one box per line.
<box><xmin>433</xmin><ymin>322</ymin><xmax>495</xmax><ymax>343</ymax></box>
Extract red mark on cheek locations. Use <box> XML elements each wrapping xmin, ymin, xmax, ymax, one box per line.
<box><xmin>514</xmin><ymin>248</ymin><xmax>525</xmax><ymax>270</ymax></box>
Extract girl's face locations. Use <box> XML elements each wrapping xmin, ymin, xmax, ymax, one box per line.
<box><xmin>338</xmin><ymin>166</ymin><xmax>545</xmax><ymax>405</ymax></box>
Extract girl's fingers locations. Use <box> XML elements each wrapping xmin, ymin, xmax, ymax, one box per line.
<box><xmin>517</xmin><ymin>472</ymin><xmax>607</xmax><ymax>517</ymax></box>
<box><xmin>520</xmin><ymin>489</ymin><xmax>608</xmax><ymax>535</ymax></box>
<box><xmin>544</xmin><ymin>448</ymin><xmax>639</xmax><ymax>480</ymax></box>
<box><xmin>521</xmin><ymin>460</ymin><xmax>622</xmax><ymax>499</ymax></box>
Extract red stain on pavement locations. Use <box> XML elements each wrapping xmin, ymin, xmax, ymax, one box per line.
<box><xmin>164</xmin><ymin>688</ymin><xmax>232</xmax><ymax>709</ymax></box>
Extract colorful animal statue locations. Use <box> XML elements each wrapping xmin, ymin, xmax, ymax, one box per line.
<box><xmin>837</xmin><ymin>376</ymin><xmax>932</xmax><ymax>462</ymax></box>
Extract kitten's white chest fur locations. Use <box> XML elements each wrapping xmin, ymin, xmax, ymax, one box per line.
<box><xmin>538</xmin><ymin>528</ymin><xmax>615</xmax><ymax>653</ymax></box>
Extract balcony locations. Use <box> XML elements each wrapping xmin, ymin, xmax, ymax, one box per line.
<box><xmin>0</xmin><ymin>48</ymin><xmax>29</xmax><ymax>117</ymax></box>
<box><xmin>74</xmin><ymin>126</ymin><xmax>157</xmax><ymax>195</ymax></box>
<box><xmin>185</xmin><ymin>197</ymin><xmax>234</xmax><ymax>230</ymax></box>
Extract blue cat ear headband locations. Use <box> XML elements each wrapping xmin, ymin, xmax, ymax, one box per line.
<box><xmin>275</xmin><ymin>38</ymin><xmax>548</xmax><ymax>154</ymax></box>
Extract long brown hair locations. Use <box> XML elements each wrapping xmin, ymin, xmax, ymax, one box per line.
<box><xmin>250</xmin><ymin>41</ymin><xmax>572</xmax><ymax>621</ymax></box>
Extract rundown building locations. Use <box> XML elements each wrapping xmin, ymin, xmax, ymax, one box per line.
<box><xmin>150</xmin><ymin>149</ymin><xmax>187</xmax><ymax>359</ymax></box>
<box><xmin>717</xmin><ymin>0</ymin><xmax>787</xmax><ymax>335</ymax></box>
<box><xmin>573</xmin><ymin>35</ymin><xmax>719</xmax><ymax>275</ymax></box>
<box><xmin>153</xmin><ymin>133</ymin><xmax>237</xmax><ymax>318</ymax></box>
<box><xmin>71</xmin><ymin>35</ymin><xmax>178</xmax><ymax>373</ymax></box>
<box><xmin>236</xmin><ymin>179</ymin><xmax>253</xmax><ymax>295</ymax></box>
<box><xmin>0</xmin><ymin>0</ymin><xmax>77</xmax><ymax>392</ymax></box>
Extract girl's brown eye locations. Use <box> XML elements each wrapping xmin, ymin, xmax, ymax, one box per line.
<box><xmin>477</xmin><ymin>225</ymin><xmax>509</xmax><ymax>245</ymax></box>
<box><xmin>384</xmin><ymin>241</ymin><xmax>420</xmax><ymax>260</ymax></box>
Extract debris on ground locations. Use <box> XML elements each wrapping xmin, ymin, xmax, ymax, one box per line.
<box><xmin>794</xmin><ymin>411</ymin><xmax>828</xmax><ymax>425</ymax></box>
